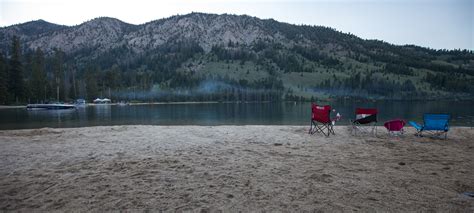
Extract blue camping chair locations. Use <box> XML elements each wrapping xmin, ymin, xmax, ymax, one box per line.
<box><xmin>409</xmin><ymin>114</ymin><xmax>450</xmax><ymax>139</ymax></box>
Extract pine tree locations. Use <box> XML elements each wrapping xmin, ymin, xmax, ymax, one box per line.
<box><xmin>104</xmin><ymin>65</ymin><xmax>121</xmax><ymax>93</ymax></box>
<box><xmin>0</xmin><ymin>52</ymin><xmax>8</xmax><ymax>104</ymax></box>
<box><xmin>30</xmin><ymin>48</ymin><xmax>47</xmax><ymax>103</ymax></box>
<box><xmin>68</xmin><ymin>68</ymin><xmax>77</xmax><ymax>100</ymax></box>
<box><xmin>23</xmin><ymin>52</ymin><xmax>34</xmax><ymax>103</ymax></box>
<box><xmin>8</xmin><ymin>36</ymin><xmax>24</xmax><ymax>103</ymax></box>
<box><xmin>85</xmin><ymin>68</ymin><xmax>98</xmax><ymax>101</ymax></box>
<box><xmin>52</xmin><ymin>49</ymin><xmax>65</xmax><ymax>101</ymax></box>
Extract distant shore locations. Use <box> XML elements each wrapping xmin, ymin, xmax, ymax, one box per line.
<box><xmin>1</xmin><ymin>98</ymin><xmax>473</xmax><ymax>110</ymax></box>
<box><xmin>0</xmin><ymin>101</ymin><xmax>280</xmax><ymax>110</ymax></box>
<box><xmin>0</xmin><ymin>105</ymin><xmax>25</xmax><ymax>109</ymax></box>
<box><xmin>0</xmin><ymin>101</ymin><xmax>260</xmax><ymax>109</ymax></box>
<box><xmin>0</xmin><ymin>125</ymin><xmax>472</xmax><ymax>211</ymax></box>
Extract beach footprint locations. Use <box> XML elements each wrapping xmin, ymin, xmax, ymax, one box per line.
<box><xmin>310</xmin><ymin>173</ymin><xmax>333</xmax><ymax>183</ymax></box>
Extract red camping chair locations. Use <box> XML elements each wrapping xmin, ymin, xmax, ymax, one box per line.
<box><xmin>384</xmin><ymin>119</ymin><xmax>406</xmax><ymax>136</ymax></box>
<box><xmin>350</xmin><ymin>108</ymin><xmax>378</xmax><ymax>135</ymax></box>
<box><xmin>309</xmin><ymin>104</ymin><xmax>335</xmax><ymax>136</ymax></box>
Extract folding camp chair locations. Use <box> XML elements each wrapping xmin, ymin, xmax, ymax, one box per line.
<box><xmin>384</xmin><ymin>119</ymin><xmax>406</xmax><ymax>136</ymax></box>
<box><xmin>409</xmin><ymin>114</ymin><xmax>450</xmax><ymax>139</ymax></box>
<box><xmin>309</xmin><ymin>104</ymin><xmax>335</xmax><ymax>136</ymax></box>
<box><xmin>350</xmin><ymin>108</ymin><xmax>378</xmax><ymax>135</ymax></box>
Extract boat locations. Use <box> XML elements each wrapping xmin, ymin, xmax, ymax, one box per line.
<box><xmin>26</xmin><ymin>103</ymin><xmax>76</xmax><ymax>110</ymax></box>
<box><xmin>75</xmin><ymin>99</ymin><xmax>86</xmax><ymax>105</ymax></box>
<box><xmin>27</xmin><ymin>84</ymin><xmax>77</xmax><ymax>110</ymax></box>
<box><xmin>93</xmin><ymin>98</ymin><xmax>111</xmax><ymax>104</ymax></box>
<box><xmin>117</xmin><ymin>101</ymin><xmax>129</xmax><ymax>106</ymax></box>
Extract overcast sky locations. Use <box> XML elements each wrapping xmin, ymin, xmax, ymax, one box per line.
<box><xmin>0</xmin><ymin>0</ymin><xmax>472</xmax><ymax>50</ymax></box>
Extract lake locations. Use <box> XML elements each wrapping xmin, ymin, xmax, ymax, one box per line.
<box><xmin>0</xmin><ymin>100</ymin><xmax>473</xmax><ymax>130</ymax></box>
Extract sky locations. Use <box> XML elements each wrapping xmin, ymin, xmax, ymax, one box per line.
<box><xmin>0</xmin><ymin>0</ymin><xmax>472</xmax><ymax>50</ymax></box>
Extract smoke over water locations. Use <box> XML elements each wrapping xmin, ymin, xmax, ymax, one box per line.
<box><xmin>110</xmin><ymin>80</ymin><xmax>283</xmax><ymax>102</ymax></box>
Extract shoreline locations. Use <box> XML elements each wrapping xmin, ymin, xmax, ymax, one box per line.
<box><xmin>0</xmin><ymin>105</ymin><xmax>25</xmax><ymax>109</ymax></box>
<box><xmin>1</xmin><ymin>124</ymin><xmax>474</xmax><ymax>132</ymax></box>
<box><xmin>0</xmin><ymin>125</ymin><xmax>473</xmax><ymax>211</ymax></box>
<box><xmin>0</xmin><ymin>101</ymin><xmax>269</xmax><ymax>109</ymax></box>
<box><xmin>1</xmin><ymin>98</ymin><xmax>473</xmax><ymax>109</ymax></box>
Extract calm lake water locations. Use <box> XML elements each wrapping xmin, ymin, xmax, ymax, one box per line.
<box><xmin>0</xmin><ymin>100</ymin><xmax>473</xmax><ymax>130</ymax></box>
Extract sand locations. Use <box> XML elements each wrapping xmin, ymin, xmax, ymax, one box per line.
<box><xmin>0</xmin><ymin>125</ymin><xmax>473</xmax><ymax>211</ymax></box>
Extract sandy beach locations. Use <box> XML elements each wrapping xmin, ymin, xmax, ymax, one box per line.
<box><xmin>0</xmin><ymin>125</ymin><xmax>473</xmax><ymax>211</ymax></box>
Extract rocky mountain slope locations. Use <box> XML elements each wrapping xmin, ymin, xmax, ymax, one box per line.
<box><xmin>1</xmin><ymin>14</ymin><xmax>270</xmax><ymax>54</ymax></box>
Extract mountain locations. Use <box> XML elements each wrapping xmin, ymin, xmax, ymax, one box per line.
<box><xmin>0</xmin><ymin>13</ymin><xmax>473</xmax><ymax>102</ymax></box>
<box><xmin>3</xmin><ymin>14</ymin><xmax>285</xmax><ymax>54</ymax></box>
<box><xmin>0</xmin><ymin>19</ymin><xmax>67</xmax><ymax>51</ymax></box>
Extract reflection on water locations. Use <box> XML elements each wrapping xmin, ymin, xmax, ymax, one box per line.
<box><xmin>26</xmin><ymin>109</ymin><xmax>78</xmax><ymax>127</ymax></box>
<box><xmin>0</xmin><ymin>100</ymin><xmax>473</xmax><ymax>130</ymax></box>
<box><xmin>93</xmin><ymin>105</ymin><xmax>112</xmax><ymax>120</ymax></box>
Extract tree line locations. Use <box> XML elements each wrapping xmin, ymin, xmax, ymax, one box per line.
<box><xmin>0</xmin><ymin>36</ymin><xmax>76</xmax><ymax>104</ymax></box>
<box><xmin>0</xmin><ymin>37</ymin><xmax>288</xmax><ymax>104</ymax></box>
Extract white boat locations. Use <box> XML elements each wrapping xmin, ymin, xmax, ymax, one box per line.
<box><xmin>75</xmin><ymin>99</ymin><xmax>86</xmax><ymax>105</ymax></box>
<box><xmin>26</xmin><ymin>103</ymin><xmax>76</xmax><ymax>110</ymax></box>
<box><xmin>117</xmin><ymin>101</ymin><xmax>129</xmax><ymax>106</ymax></box>
<box><xmin>93</xmin><ymin>98</ymin><xmax>111</xmax><ymax>104</ymax></box>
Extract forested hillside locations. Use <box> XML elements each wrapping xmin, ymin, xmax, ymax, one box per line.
<box><xmin>0</xmin><ymin>13</ymin><xmax>473</xmax><ymax>104</ymax></box>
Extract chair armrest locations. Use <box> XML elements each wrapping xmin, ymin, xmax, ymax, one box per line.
<box><xmin>408</xmin><ymin>121</ymin><xmax>423</xmax><ymax>131</ymax></box>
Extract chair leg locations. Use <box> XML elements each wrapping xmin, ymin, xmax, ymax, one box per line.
<box><xmin>349</xmin><ymin>120</ymin><xmax>353</xmax><ymax>135</ymax></box>
<box><xmin>327</xmin><ymin>124</ymin><xmax>332</xmax><ymax>136</ymax></box>
<box><xmin>316</xmin><ymin>124</ymin><xmax>323</xmax><ymax>135</ymax></box>
<box><xmin>324</xmin><ymin>125</ymin><xmax>330</xmax><ymax>137</ymax></box>
<box><xmin>351</xmin><ymin>122</ymin><xmax>356</xmax><ymax>136</ymax></box>
<box><xmin>311</xmin><ymin>123</ymin><xmax>335</xmax><ymax>137</ymax></box>
<box><xmin>372</xmin><ymin>123</ymin><xmax>377</xmax><ymax>136</ymax></box>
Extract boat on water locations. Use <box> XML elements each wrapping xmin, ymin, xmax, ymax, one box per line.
<box><xmin>26</xmin><ymin>103</ymin><xmax>76</xmax><ymax>110</ymax></box>
<box><xmin>74</xmin><ymin>99</ymin><xmax>87</xmax><ymax>108</ymax></box>
<box><xmin>75</xmin><ymin>99</ymin><xmax>86</xmax><ymax>105</ymax></box>
<box><xmin>93</xmin><ymin>98</ymin><xmax>111</xmax><ymax>104</ymax></box>
<box><xmin>118</xmin><ymin>101</ymin><xmax>129</xmax><ymax>106</ymax></box>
